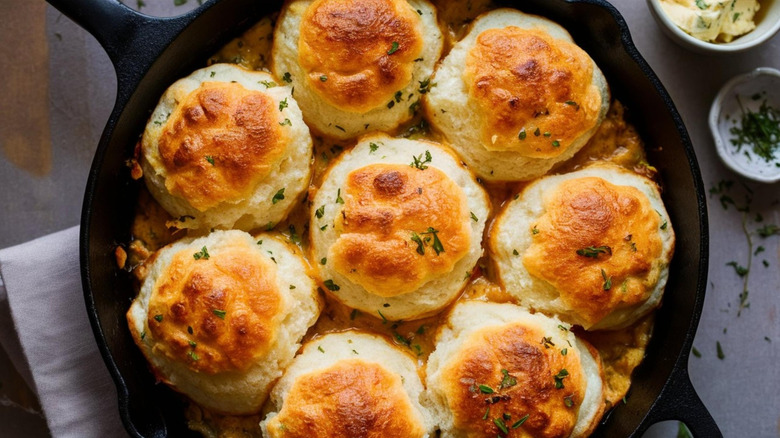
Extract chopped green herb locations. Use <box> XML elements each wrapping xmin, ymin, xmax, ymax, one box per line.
<box><xmin>470</xmin><ymin>211</ymin><xmax>479</xmax><ymax>222</ymax></box>
<box><xmin>387</xmin><ymin>41</ymin><xmax>400</xmax><ymax>54</ymax></box>
<box><xmin>282</xmin><ymin>72</ymin><xmax>292</xmax><ymax>83</ymax></box>
<box><xmin>576</xmin><ymin>245</ymin><xmax>612</xmax><ymax>258</ymax></box>
<box><xmin>493</xmin><ymin>417</ymin><xmax>509</xmax><ymax>434</ymax></box>
<box><xmin>187</xmin><ymin>350</ymin><xmax>199</xmax><ymax>361</ymax></box>
<box><xmin>188</xmin><ymin>340</ymin><xmax>197</xmax><ymax>348</ymax></box>
<box><xmin>541</xmin><ymin>336</ymin><xmax>555</xmax><ymax>348</ymax></box>
<box><xmin>554</xmin><ymin>369</ymin><xmax>569</xmax><ymax>389</ymax></box>
<box><xmin>513</xmin><ymin>249</ymin><xmax>519</xmax><ymax>256</ymax></box>
<box><xmin>716</xmin><ymin>341</ymin><xmax>725</xmax><ymax>359</ymax></box>
<box><xmin>532</xmin><ymin>226</ymin><xmax>539</xmax><ymax>235</ymax></box>
<box><xmin>479</xmin><ymin>384</ymin><xmax>494</xmax><ymax>394</ymax></box>
<box><xmin>691</xmin><ymin>346</ymin><xmax>701</xmax><ymax>358</ymax></box>
<box><xmin>561</xmin><ymin>348</ymin><xmax>568</xmax><ymax>356</ymax></box>
<box><xmin>369</xmin><ymin>142</ymin><xmax>379</xmax><ymax>153</ymax></box>
<box><xmin>193</xmin><ymin>246</ymin><xmax>210</xmax><ymax>260</ymax></box>
<box><xmin>279</xmin><ymin>118</ymin><xmax>292</xmax><ymax>126</ymax></box>
<box><xmin>564</xmin><ymin>396</ymin><xmax>574</xmax><ymax>408</ymax></box>
<box><xmin>278</xmin><ymin>98</ymin><xmax>288</xmax><ymax>111</ymax></box>
<box><xmin>154</xmin><ymin>314</ymin><xmax>163</xmax><ymax>322</ymax></box>
<box><xmin>288</xmin><ymin>224</ymin><xmax>301</xmax><ymax>243</ymax></box>
<box><xmin>213</xmin><ymin>309</ymin><xmax>226</xmax><ymax>319</ymax></box>
<box><xmin>272</xmin><ymin>188</ymin><xmax>285</xmax><ymax>204</ymax></box>
<box><xmin>421</xmin><ymin>227</ymin><xmax>444</xmax><ymax>255</ymax></box>
<box><xmin>410</xmin><ymin>150</ymin><xmax>433</xmax><ymax>170</ymax></box>
<box><xmin>729</xmin><ymin>97</ymin><xmax>780</xmax><ymax>163</ymax></box>
<box><xmin>393</xmin><ymin>331</ymin><xmax>411</xmax><ymax>347</ymax></box>
<box><xmin>601</xmin><ymin>269</ymin><xmax>612</xmax><ymax>291</ymax></box>
<box><xmin>205</xmin><ymin>155</ymin><xmax>215</xmax><ymax>165</ymax></box>
<box><xmin>350</xmin><ymin>309</ymin><xmax>360</xmax><ymax>320</ymax></box>
<box><xmin>140</xmin><ymin>331</ymin><xmax>146</xmax><ymax>340</ymax></box>
<box><xmin>482</xmin><ymin>407</ymin><xmax>490</xmax><ymax>420</ymax></box>
<box><xmin>318</xmin><ymin>345</ymin><xmax>325</xmax><ymax>353</ymax></box>
<box><xmin>323</xmin><ymin>279</ymin><xmax>340</xmax><ymax>291</ymax></box>
<box><xmin>411</xmin><ymin>232</ymin><xmax>425</xmax><ymax>255</ymax></box>
<box><xmin>336</xmin><ymin>188</ymin><xmax>344</xmax><ymax>204</ymax></box>
<box><xmin>512</xmin><ymin>414</ymin><xmax>530</xmax><ymax>429</ymax></box>
<box><xmin>499</xmin><ymin>369</ymin><xmax>517</xmax><ymax>389</ymax></box>
<box><xmin>726</xmin><ymin>261</ymin><xmax>748</xmax><ymax>277</ymax></box>
<box><xmin>319</xmin><ymin>75</ymin><xmax>327</xmax><ymax>82</ymax></box>
<box><xmin>315</xmin><ymin>205</ymin><xmax>325</xmax><ymax>219</ymax></box>
<box><xmin>695</xmin><ymin>0</ymin><xmax>708</xmax><ymax>9</ymax></box>
<box><xmin>518</xmin><ymin>128</ymin><xmax>527</xmax><ymax>140</ymax></box>
<box><xmin>552</xmin><ymin>140</ymin><xmax>560</xmax><ymax>147</ymax></box>
<box><xmin>377</xmin><ymin>309</ymin><xmax>387</xmax><ymax>323</ymax></box>
<box><xmin>418</xmin><ymin>77</ymin><xmax>434</xmax><ymax>94</ymax></box>
<box><xmin>320</xmin><ymin>257</ymin><xmax>327</xmax><ymax>265</ymax></box>
<box><xmin>260</xmin><ymin>80</ymin><xmax>277</xmax><ymax>88</ymax></box>
<box><xmin>564</xmin><ymin>100</ymin><xmax>580</xmax><ymax>110</ymax></box>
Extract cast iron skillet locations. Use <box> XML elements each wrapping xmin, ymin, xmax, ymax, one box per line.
<box><xmin>46</xmin><ymin>0</ymin><xmax>721</xmax><ymax>436</ymax></box>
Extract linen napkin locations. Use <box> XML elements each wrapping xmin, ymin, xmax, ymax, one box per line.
<box><xmin>0</xmin><ymin>226</ymin><xmax>126</xmax><ymax>437</ymax></box>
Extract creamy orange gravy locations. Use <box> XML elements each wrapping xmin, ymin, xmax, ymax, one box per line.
<box><xmin>125</xmin><ymin>5</ymin><xmax>660</xmax><ymax>437</ymax></box>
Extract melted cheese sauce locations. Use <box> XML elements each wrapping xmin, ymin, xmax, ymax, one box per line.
<box><xmin>126</xmin><ymin>6</ymin><xmax>663</xmax><ymax>436</ymax></box>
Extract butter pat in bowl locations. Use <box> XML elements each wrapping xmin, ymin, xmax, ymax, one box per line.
<box><xmin>709</xmin><ymin>67</ymin><xmax>780</xmax><ymax>183</ymax></box>
<box><xmin>648</xmin><ymin>0</ymin><xmax>780</xmax><ymax>53</ymax></box>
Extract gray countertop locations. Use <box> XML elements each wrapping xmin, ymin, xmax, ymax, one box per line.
<box><xmin>0</xmin><ymin>0</ymin><xmax>778</xmax><ymax>436</ymax></box>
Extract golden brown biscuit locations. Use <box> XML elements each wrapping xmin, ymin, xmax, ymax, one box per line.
<box><xmin>298</xmin><ymin>0</ymin><xmax>424</xmax><ymax>113</ymax></box>
<box><xmin>272</xmin><ymin>0</ymin><xmax>443</xmax><ymax>139</ymax></box>
<box><xmin>145</xmin><ymin>237</ymin><xmax>281</xmax><ymax>374</ymax></box>
<box><xmin>309</xmin><ymin>134</ymin><xmax>490</xmax><ymax>320</ymax></box>
<box><xmin>465</xmin><ymin>27</ymin><xmax>601</xmax><ymax>158</ymax></box>
<box><xmin>330</xmin><ymin>164</ymin><xmax>471</xmax><ymax>298</ymax></box>
<box><xmin>156</xmin><ymin>82</ymin><xmax>285</xmax><ymax>212</ymax></box>
<box><xmin>424</xmin><ymin>9</ymin><xmax>609</xmax><ymax>181</ymax></box>
<box><xmin>490</xmin><ymin>164</ymin><xmax>675</xmax><ymax>330</ymax></box>
<box><xmin>262</xmin><ymin>332</ymin><xmax>435</xmax><ymax>437</ymax></box>
<box><xmin>127</xmin><ymin>230</ymin><xmax>320</xmax><ymax>414</ymax></box>
<box><xmin>141</xmin><ymin>64</ymin><xmax>312</xmax><ymax>231</ymax></box>
<box><xmin>425</xmin><ymin>301</ymin><xmax>605</xmax><ymax>438</ymax></box>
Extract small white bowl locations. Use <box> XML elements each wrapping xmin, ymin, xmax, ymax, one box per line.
<box><xmin>647</xmin><ymin>0</ymin><xmax>780</xmax><ymax>54</ymax></box>
<box><xmin>709</xmin><ymin>67</ymin><xmax>780</xmax><ymax>184</ymax></box>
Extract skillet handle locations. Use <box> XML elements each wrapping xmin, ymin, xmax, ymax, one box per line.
<box><xmin>45</xmin><ymin>0</ymin><xmax>202</xmax><ymax>109</ymax></box>
<box><xmin>643</xmin><ymin>364</ymin><xmax>722</xmax><ymax>437</ymax></box>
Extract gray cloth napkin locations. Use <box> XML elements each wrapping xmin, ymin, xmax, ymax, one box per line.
<box><xmin>0</xmin><ymin>226</ymin><xmax>126</xmax><ymax>437</ymax></box>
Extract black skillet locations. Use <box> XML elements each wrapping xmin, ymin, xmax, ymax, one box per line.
<box><xmin>46</xmin><ymin>0</ymin><xmax>721</xmax><ymax>436</ymax></box>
